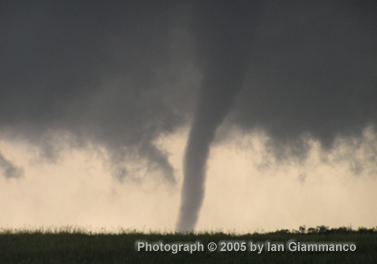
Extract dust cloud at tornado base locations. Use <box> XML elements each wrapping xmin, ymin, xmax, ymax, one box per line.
<box><xmin>0</xmin><ymin>1</ymin><xmax>376</xmax><ymax>231</ymax></box>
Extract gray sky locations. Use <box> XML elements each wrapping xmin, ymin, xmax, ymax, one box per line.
<box><xmin>1</xmin><ymin>0</ymin><xmax>376</xmax><ymax>232</ymax></box>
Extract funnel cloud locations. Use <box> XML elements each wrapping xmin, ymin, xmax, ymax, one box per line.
<box><xmin>176</xmin><ymin>1</ymin><xmax>260</xmax><ymax>232</ymax></box>
<box><xmin>177</xmin><ymin>0</ymin><xmax>377</xmax><ymax>231</ymax></box>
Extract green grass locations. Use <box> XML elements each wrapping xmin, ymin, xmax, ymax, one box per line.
<box><xmin>0</xmin><ymin>226</ymin><xmax>376</xmax><ymax>263</ymax></box>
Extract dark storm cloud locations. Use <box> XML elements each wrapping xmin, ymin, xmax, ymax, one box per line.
<box><xmin>231</xmin><ymin>0</ymin><xmax>377</xmax><ymax>157</ymax></box>
<box><xmin>0</xmin><ymin>1</ymin><xmax>198</xmax><ymax>182</ymax></box>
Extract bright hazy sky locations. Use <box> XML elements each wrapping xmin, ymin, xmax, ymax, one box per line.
<box><xmin>1</xmin><ymin>126</ymin><xmax>376</xmax><ymax>233</ymax></box>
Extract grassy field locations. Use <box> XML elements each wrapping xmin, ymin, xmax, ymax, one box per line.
<box><xmin>0</xmin><ymin>226</ymin><xmax>376</xmax><ymax>263</ymax></box>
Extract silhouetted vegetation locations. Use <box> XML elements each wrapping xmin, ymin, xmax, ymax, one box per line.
<box><xmin>0</xmin><ymin>226</ymin><xmax>376</xmax><ymax>263</ymax></box>
<box><xmin>274</xmin><ymin>225</ymin><xmax>376</xmax><ymax>235</ymax></box>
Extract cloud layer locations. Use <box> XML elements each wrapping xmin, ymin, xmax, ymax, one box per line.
<box><xmin>0</xmin><ymin>1</ymin><xmax>199</xmax><ymax>180</ymax></box>
<box><xmin>231</xmin><ymin>0</ymin><xmax>377</xmax><ymax>156</ymax></box>
<box><xmin>1</xmin><ymin>1</ymin><xmax>376</xmax><ymax>176</ymax></box>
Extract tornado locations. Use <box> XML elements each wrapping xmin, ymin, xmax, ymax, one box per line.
<box><xmin>176</xmin><ymin>1</ymin><xmax>260</xmax><ymax>232</ymax></box>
